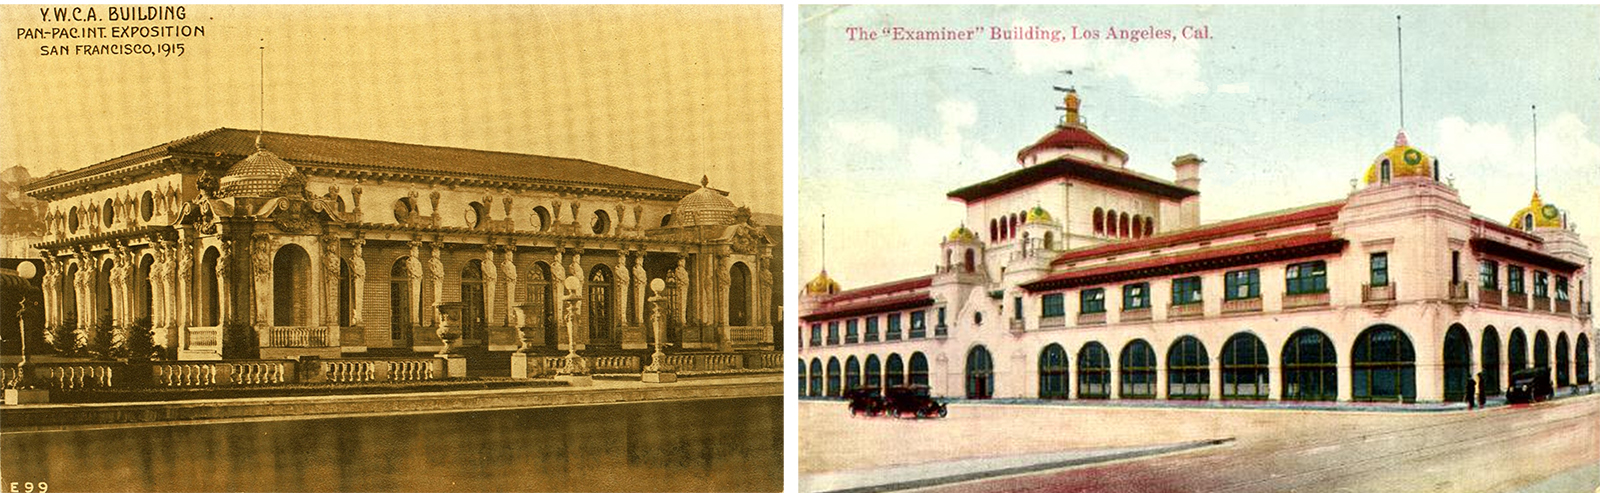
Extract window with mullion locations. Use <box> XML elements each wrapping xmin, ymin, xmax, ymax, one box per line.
<box><xmin>809</xmin><ymin>324</ymin><xmax>821</xmax><ymax>346</ymax></box>
<box><xmin>1556</xmin><ymin>276</ymin><xmax>1570</xmax><ymax>301</ymax></box>
<box><xmin>1171</xmin><ymin>276</ymin><xmax>1202</xmax><ymax>305</ymax></box>
<box><xmin>845</xmin><ymin>319</ymin><xmax>859</xmax><ymax>344</ymax></box>
<box><xmin>910</xmin><ymin>311</ymin><xmax>926</xmax><ymax>338</ymax></box>
<box><xmin>865</xmin><ymin>316</ymin><xmax>879</xmax><ymax>342</ymax></box>
<box><xmin>1508</xmin><ymin>266</ymin><xmax>1525</xmax><ymax>294</ymax></box>
<box><xmin>1479</xmin><ymin>260</ymin><xmax>1499</xmax><ymax>290</ymax></box>
<box><xmin>1533</xmin><ymin>271</ymin><xmax>1549</xmax><ymax>298</ymax></box>
<box><xmin>1123</xmin><ymin>282</ymin><xmax>1150</xmax><ymax>310</ymax></box>
<box><xmin>886</xmin><ymin>313</ymin><xmax>902</xmax><ymax>340</ymax></box>
<box><xmin>1042</xmin><ymin>293</ymin><xmax>1065</xmax><ymax>317</ymax></box>
<box><xmin>1286</xmin><ymin>261</ymin><xmax>1328</xmax><ymax>295</ymax></box>
<box><xmin>1080</xmin><ymin>288</ymin><xmax>1106</xmax><ymax>314</ymax></box>
<box><xmin>1369</xmin><ymin>253</ymin><xmax>1389</xmax><ymax>287</ymax></box>
<box><xmin>1224</xmin><ymin>269</ymin><xmax>1260</xmax><ymax>300</ymax></box>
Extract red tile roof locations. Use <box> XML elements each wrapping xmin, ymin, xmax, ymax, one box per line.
<box><xmin>947</xmin><ymin>156</ymin><xmax>1197</xmax><ymax>203</ymax></box>
<box><xmin>26</xmin><ymin>128</ymin><xmax>703</xmax><ymax>195</ymax></box>
<box><xmin>1471</xmin><ymin>216</ymin><xmax>1543</xmax><ymax>244</ymax></box>
<box><xmin>1016</xmin><ymin>125</ymin><xmax>1128</xmax><ymax>162</ymax></box>
<box><xmin>800</xmin><ymin>293</ymin><xmax>935</xmax><ymax>323</ymax></box>
<box><xmin>826</xmin><ymin>275</ymin><xmax>933</xmax><ymax>303</ymax></box>
<box><xmin>1469</xmin><ymin>237</ymin><xmax>1581</xmax><ymax>273</ymax></box>
<box><xmin>1023</xmin><ymin>230</ymin><xmax>1347</xmax><ymax>292</ymax></box>
<box><xmin>1052</xmin><ymin>200</ymin><xmax>1346</xmax><ymax>266</ymax></box>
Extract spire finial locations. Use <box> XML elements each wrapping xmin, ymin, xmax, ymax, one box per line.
<box><xmin>1396</xmin><ymin>15</ymin><xmax>1405</xmax><ymax>131</ymax></box>
<box><xmin>700</xmin><ymin>174</ymin><xmax>709</xmax><ymax>188</ymax></box>
<box><xmin>1532</xmin><ymin>104</ymin><xmax>1540</xmax><ymax>194</ymax></box>
<box><xmin>259</xmin><ymin>43</ymin><xmax>265</xmax><ymax>143</ymax></box>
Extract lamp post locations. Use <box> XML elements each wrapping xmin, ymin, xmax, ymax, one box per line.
<box><xmin>642</xmin><ymin>278</ymin><xmax>676</xmax><ymax>383</ymax></box>
<box><xmin>6</xmin><ymin>261</ymin><xmax>48</xmax><ymax>405</ymax></box>
<box><xmin>556</xmin><ymin>275</ymin><xmax>591</xmax><ymax>385</ymax></box>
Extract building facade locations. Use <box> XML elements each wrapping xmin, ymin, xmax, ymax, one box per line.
<box><xmin>799</xmin><ymin>90</ymin><xmax>1594</xmax><ymax>404</ymax></box>
<box><xmin>24</xmin><ymin>128</ymin><xmax>778</xmax><ymax>361</ymax></box>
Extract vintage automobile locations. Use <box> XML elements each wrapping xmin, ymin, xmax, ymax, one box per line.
<box><xmin>1506</xmin><ymin>367</ymin><xmax>1554</xmax><ymax>404</ymax></box>
<box><xmin>883</xmin><ymin>385</ymin><xmax>948</xmax><ymax>419</ymax></box>
<box><xmin>846</xmin><ymin>388</ymin><xmax>886</xmax><ymax>416</ymax></box>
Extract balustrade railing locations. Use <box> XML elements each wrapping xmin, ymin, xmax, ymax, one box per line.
<box><xmin>323</xmin><ymin>360</ymin><xmax>377</xmax><ymax>383</ymax></box>
<box><xmin>1480</xmin><ymin>288</ymin><xmax>1503</xmax><ymax>306</ymax></box>
<box><xmin>229</xmin><ymin>361</ymin><xmax>289</xmax><ymax>385</ymax></box>
<box><xmin>387</xmin><ymin>360</ymin><xmax>435</xmax><ymax>382</ymax></box>
<box><xmin>1555</xmin><ymin>299</ymin><xmax>1571</xmax><ymax>314</ymax></box>
<box><xmin>269</xmin><ymin>327</ymin><xmax>331</xmax><ymax>348</ymax></box>
<box><xmin>154</xmin><ymin>362</ymin><xmax>219</xmax><ymax>387</ymax></box>
<box><xmin>1</xmin><ymin>366</ymin><xmax>22</xmax><ymax>389</ymax></box>
<box><xmin>40</xmin><ymin>364</ymin><xmax>116</xmax><ymax>389</ymax></box>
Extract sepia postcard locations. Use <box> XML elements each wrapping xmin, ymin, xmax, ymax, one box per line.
<box><xmin>0</xmin><ymin>5</ymin><xmax>782</xmax><ymax>492</ymax></box>
<box><xmin>797</xmin><ymin>5</ymin><xmax>1598</xmax><ymax>493</ymax></box>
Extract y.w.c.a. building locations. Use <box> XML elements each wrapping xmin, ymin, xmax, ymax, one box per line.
<box><xmin>799</xmin><ymin>90</ymin><xmax>1593</xmax><ymax>404</ymax></box>
<box><xmin>24</xmin><ymin>128</ymin><xmax>779</xmax><ymax>361</ymax></box>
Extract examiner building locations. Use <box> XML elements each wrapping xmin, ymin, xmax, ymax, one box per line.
<box><xmin>798</xmin><ymin>90</ymin><xmax>1594</xmax><ymax>404</ymax></box>
<box><xmin>24</xmin><ymin>128</ymin><xmax>779</xmax><ymax>361</ymax></box>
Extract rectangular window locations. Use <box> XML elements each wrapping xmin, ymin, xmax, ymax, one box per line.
<box><xmin>1123</xmin><ymin>282</ymin><xmax>1149</xmax><ymax>309</ymax></box>
<box><xmin>1370</xmin><ymin>253</ymin><xmax>1389</xmax><ymax>287</ymax></box>
<box><xmin>886</xmin><ymin>313</ymin><xmax>903</xmax><ymax>340</ymax></box>
<box><xmin>1224</xmin><ymin>269</ymin><xmax>1260</xmax><ymax>300</ymax></box>
<box><xmin>937</xmin><ymin>307</ymin><xmax>947</xmax><ymax>327</ymax></box>
<box><xmin>809</xmin><ymin>324</ymin><xmax>821</xmax><ymax>346</ymax></box>
<box><xmin>1508</xmin><ymin>266</ymin><xmax>1525</xmax><ymax>295</ymax></box>
<box><xmin>1533</xmin><ymin>271</ymin><xmax>1549</xmax><ymax>298</ymax></box>
<box><xmin>1080</xmin><ymin>288</ymin><xmax>1106</xmax><ymax>314</ymax></box>
<box><xmin>1286</xmin><ymin>261</ymin><xmax>1328</xmax><ymax>295</ymax></box>
<box><xmin>1480</xmin><ymin>260</ymin><xmax>1499</xmax><ymax>290</ymax></box>
<box><xmin>1013</xmin><ymin>297</ymin><xmax>1024</xmax><ymax>319</ymax></box>
<box><xmin>865</xmin><ymin>316</ymin><xmax>880</xmax><ymax>342</ymax></box>
<box><xmin>845</xmin><ymin>319</ymin><xmax>859</xmax><ymax>344</ymax></box>
<box><xmin>1171</xmin><ymin>276</ymin><xmax>1202</xmax><ymax>305</ymax></box>
<box><xmin>910</xmin><ymin>311</ymin><xmax>926</xmax><ymax>338</ymax></box>
<box><xmin>1556</xmin><ymin>276</ymin><xmax>1570</xmax><ymax>301</ymax></box>
<box><xmin>1451</xmin><ymin>250</ymin><xmax>1461</xmax><ymax>284</ymax></box>
<box><xmin>826</xmin><ymin>322</ymin><xmax>840</xmax><ymax>345</ymax></box>
<box><xmin>1042</xmin><ymin>293</ymin><xmax>1065</xmax><ymax>317</ymax></box>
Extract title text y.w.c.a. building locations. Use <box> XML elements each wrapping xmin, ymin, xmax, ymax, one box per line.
<box><xmin>24</xmin><ymin>128</ymin><xmax>780</xmax><ymax>360</ymax></box>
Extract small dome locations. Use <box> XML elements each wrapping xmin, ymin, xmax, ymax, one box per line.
<box><xmin>947</xmin><ymin>225</ymin><xmax>977</xmax><ymax>242</ymax></box>
<box><xmin>1509</xmin><ymin>191</ymin><xmax>1565</xmax><ymax>231</ymax></box>
<box><xmin>218</xmin><ymin>136</ymin><xmax>303</xmax><ymax>198</ymax></box>
<box><xmin>672</xmin><ymin>175</ymin><xmax>737</xmax><ymax>226</ymax></box>
<box><xmin>1363</xmin><ymin>131</ymin><xmax>1435</xmax><ymax>185</ymax></box>
<box><xmin>803</xmin><ymin>270</ymin><xmax>841</xmax><ymax>296</ymax></box>
<box><xmin>1025</xmin><ymin>205</ymin><xmax>1053</xmax><ymax>224</ymax></box>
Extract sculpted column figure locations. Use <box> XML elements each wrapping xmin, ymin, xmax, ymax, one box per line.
<box><xmin>349</xmin><ymin>239</ymin><xmax>365</xmax><ymax>326</ymax></box>
<box><xmin>253</xmin><ymin>234</ymin><xmax>273</xmax><ymax>324</ymax></box>
<box><xmin>149</xmin><ymin>246</ymin><xmax>167</xmax><ymax>329</ymax></box>
<box><xmin>615</xmin><ymin>251</ymin><xmax>630</xmax><ymax>326</ymax></box>
<box><xmin>428</xmin><ymin>242</ymin><xmax>445</xmax><ymax>326</ymax></box>
<box><xmin>407</xmin><ymin>241</ymin><xmax>425</xmax><ymax>329</ymax></box>
<box><xmin>117</xmin><ymin>246</ymin><xmax>132</xmax><ymax>325</ymax></box>
<box><xmin>38</xmin><ymin>255</ymin><xmax>53</xmax><ymax>327</ymax></box>
<box><xmin>759</xmin><ymin>252</ymin><xmax>773</xmax><ymax>326</ymax></box>
<box><xmin>177</xmin><ymin>240</ymin><xmax>193</xmax><ymax>331</ymax></box>
<box><xmin>481</xmin><ymin>244</ymin><xmax>498</xmax><ymax>327</ymax></box>
<box><xmin>717</xmin><ymin>254</ymin><xmax>731</xmax><ymax>327</ymax></box>
<box><xmin>550</xmin><ymin>249</ymin><xmax>566</xmax><ymax>294</ymax></box>
<box><xmin>501</xmin><ymin>245</ymin><xmax>517</xmax><ymax>328</ymax></box>
<box><xmin>216</xmin><ymin>239</ymin><xmax>232</xmax><ymax>324</ymax></box>
<box><xmin>569</xmin><ymin>250</ymin><xmax>583</xmax><ymax>339</ymax></box>
<box><xmin>632</xmin><ymin>253</ymin><xmax>646</xmax><ymax>327</ymax></box>
<box><xmin>550</xmin><ymin>200</ymin><xmax>563</xmax><ymax>230</ymax></box>
<box><xmin>323</xmin><ymin>238</ymin><xmax>341</xmax><ymax>326</ymax></box>
<box><xmin>161</xmin><ymin>240</ymin><xmax>178</xmax><ymax>330</ymax></box>
<box><xmin>673</xmin><ymin>257</ymin><xmax>689</xmax><ymax>326</ymax></box>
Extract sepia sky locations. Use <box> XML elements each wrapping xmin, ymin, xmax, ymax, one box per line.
<box><xmin>800</xmin><ymin>5</ymin><xmax>1600</xmax><ymax>289</ymax></box>
<box><xmin>0</xmin><ymin>4</ymin><xmax>781</xmax><ymax>214</ymax></box>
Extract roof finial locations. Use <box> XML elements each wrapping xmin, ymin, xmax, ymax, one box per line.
<box><xmin>1395</xmin><ymin>15</ymin><xmax>1405</xmax><ymax>131</ymax></box>
<box><xmin>821</xmin><ymin>213</ymin><xmax>827</xmax><ymax>273</ymax></box>
<box><xmin>258</xmin><ymin>43</ymin><xmax>265</xmax><ymax>145</ymax></box>
<box><xmin>700</xmin><ymin>174</ymin><xmax>709</xmax><ymax>188</ymax></box>
<box><xmin>1052</xmin><ymin>84</ymin><xmax>1082</xmax><ymax>127</ymax></box>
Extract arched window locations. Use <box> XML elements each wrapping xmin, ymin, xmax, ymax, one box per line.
<box><xmin>826</xmin><ymin>357</ymin><xmax>842</xmax><ymax>397</ymax></box>
<box><xmin>1534</xmin><ymin>331</ymin><xmax>1550</xmax><ymax>370</ymax></box>
<box><xmin>660</xmin><ymin>213</ymin><xmax>673</xmax><ymax>227</ymax></box>
<box><xmin>965</xmin><ymin>345</ymin><xmax>994</xmax><ymax>399</ymax></box>
<box><xmin>390</xmin><ymin>257</ymin><xmax>412</xmax><ymax>343</ymax></box>
<box><xmin>102</xmin><ymin>198</ymin><xmax>115</xmax><ymax>227</ymax></box>
<box><xmin>68</xmin><ymin>206</ymin><xmax>79</xmax><ymax>233</ymax></box>
<box><xmin>461</xmin><ymin>260</ymin><xmax>487</xmax><ymax>339</ymax></box>
<box><xmin>1352</xmin><ymin>325</ymin><xmax>1416</xmax><ymax>402</ymax></box>
<box><xmin>591</xmin><ymin>209</ymin><xmax>611</xmax><ymax>235</ymax></box>
<box><xmin>532</xmin><ymin>206</ymin><xmax>551</xmax><ymax>232</ymax></box>
<box><xmin>910</xmin><ymin>352</ymin><xmax>930</xmax><ymax>388</ymax></box>
<box><xmin>989</xmin><ymin>219</ymin><xmax>999</xmax><ymax>242</ymax></box>
<box><xmin>865</xmin><ymin>354</ymin><xmax>882</xmax><ymax>390</ymax></box>
<box><xmin>96</xmin><ymin>258</ymin><xmax>113</xmax><ymax>322</ymax></box>
<box><xmin>1443</xmin><ymin>325</ymin><xmax>1472</xmax><ymax>402</ymax></box>
<box><xmin>1119</xmin><ymin>213</ymin><xmax>1130</xmax><ymax>238</ymax></box>
<box><xmin>1120</xmin><ymin>339</ymin><xmax>1157</xmax><ymax>399</ymax></box>
<box><xmin>1044</xmin><ymin>232</ymin><xmax>1054</xmax><ymax>250</ymax></box>
<box><xmin>1509</xmin><ymin>328</ymin><xmax>1529</xmax><ymax>373</ymax></box>
<box><xmin>798</xmin><ymin>359</ymin><xmax>807</xmax><ymax>396</ymax></box>
<box><xmin>1144</xmin><ymin>217</ymin><xmax>1154</xmax><ymax>237</ymax></box>
<box><xmin>1093</xmin><ymin>208</ymin><xmax>1105</xmax><ymax>235</ymax></box>
<box><xmin>393</xmin><ymin>197</ymin><xmax>414</xmax><ymax>223</ymax></box>
<box><xmin>136</xmin><ymin>255</ymin><xmax>153</xmax><ymax>320</ymax></box>
<box><xmin>809</xmin><ymin>359</ymin><xmax>823</xmax><ymax>397</ymax></box>
<box><xmin>273</xmin><ymin>244</ymin><xmax>312</xmax><ymax>326</ymax></box>
<box><xmin>140</xmin><ymin>191</ymin><xmax>154</xmax><ymax>222</ymax></box>
<box><xmin>1481</xmin><ymin>326</ymin><xmax>1501</xmax><ymax>396</ymax></box>
<box><xmin>338</xmin><ymin>261</ymin><xmax>353</xmax><ymax>327</ymax></box>
<box><xmin>1576</xmin><ymin>334</ymin><xmax>1591</xmax><ymax>385</ymax></box>
<box><xmin>845</xmin><ymin>356</ymin><xmax>861</xmax><ymax>392</ymax></box>
<box><xmin>1011</xmin><ymin>214</ymin><xmax>1021</xmax><ymax>239</ymax></box>
<box><xmin>730</xmin><ymin>262</ymin><xmax>751</xmax><ymax>326</ymax></box>
<box><xmin>1132</xmin><ymin>215</ymin><xmax>1144</xmax><ymax>239</ymax></box>
<box><xmin>1222</xmin><ymin>333</ymin><xmax>1269</xmax><ymax>400</ymax></box>
<box><xmin>1522</xmin><ymin>214</ymin><xmax>1534</xmax><ymax>232</ymax></box>
<box><xmin>200</xmin><ymin>247</ymin><xmax>220</xmax><ymax>326</ymax></box>
<box><xmin>1039</xmin><ymin>344</ymin><xmax>1069</xmax><ymax>399</ymax></box>
<box><xmin>963</xmin><ymin>249</ymin><xmax>975</xmax><ymax>273</ymax></box>
<box><xmin>1556</xmin><ymin>333</ymin><xmax>1570</xmax><ymax>387</ymax></box>
<box><xmin>885</xmin><ymin>353</ymin><xmax>905</xmax><ymax>387</ymax></box>
<box><xmin>1105</xmin><ymin>209</ymin><xmax>1117</xmax><ymax>237</ymax></box>
<box><xmin>1282</xmin><ymin>328</ymin><xmax>1337</xmax><ymax>401</ymax></box>
<box><xmin>588</xmin><ymin>265</ymin><xmax>614</xmax><ymax>343</ymax></box>
<box><xmin>1380</xmin><ymin>159</ymin><xmax>1392</xmax><ymax>183</ymax></box>
<box><xmin>1167</xmin><ymin>336</ymin><xmax>1209</xmax><ymax>400</ymax></box>
<box><xmin>465</xmin><ymin>202</ymin><xmax>487</xmax><ymax>229</ymax></box>
<box><xmin>529</xmin><ymin>262</ymin><xmax>555</xmax><ymax>344</ymax></box>
<box><xmin>1077</xmin><ymin>342</ymin><xmax>1111</xmax><ymax>399</ymax></box>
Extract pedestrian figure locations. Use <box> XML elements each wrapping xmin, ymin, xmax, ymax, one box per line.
<box><xmin>1466</xmin><ymin>375</ymin><xmax>1476</xmax><ymax>409</ymax></box>
<box><xmin>1476</xmin><ymin>372</ymin><xmax>1487</xmax><ymax>409</ymax></box>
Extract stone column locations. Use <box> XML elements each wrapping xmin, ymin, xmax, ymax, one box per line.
<box><xmin>632</xmin><ymin>252</ymin><xmax>646</xmax><ymax>326</ymax></box>
<box><xmin>482</xmin><ymin>244</ymin><xmax>498</xmax><ymax>326</ymax></box>
<box><xmin>673</xmin><ymin>256</ymin><xmax>689</xmax><ymax>326</ymax></box>
<box><xmin>1336</xmin><ymin>343</ymin><xmax>1354</xmax><ymax>402</ymax></box>
<box><xmin>349</xmin><ymin>238</ymin><xmax>365</xmax><ymax>327</ymax></box>
<box><xmin>1208</xmin><ymin>355</ymin><xmax>1222</xmax><ymax>401</ymax></box>
<box><xmin>758</xmin><ymin>253</ymin><xmax>773</xmax><ymax>326</ymax></box>
<box><xmin>40</xmin><ymin>254</ymin><xmax>55</xmax><ymax>327</ymax></box>
<box><xmin>1155</xmin><ymin>355</ymin><xmax>1168</xmax><ymax>400</ymax></box>
<box><xmin>323</xmin><ymin>237</ymin><xmax>341</xmax><ymax>326</ymax></box>
<box><xmin>569</xmin><ymin>249</ymin><xmax>584</xmax><ymax>343</ymax></box>
<box><xmin>1108</xmin><ymin>349</ymin><xmax>1121</xmax><ymax>400</ymax></box>
<box><xmin>429</xmin><ymin>242</ymin><xmax>445</xmax><ymax>324</ymax></box>
<box><xmin>1267</xmin><ymin>359</ymin><xmax>1283</xmax><ymax>401</ymax></box>
<box><xmin>216</xmin><ymin>239</ymin><xmax>233</xmax><ymax>325</ymax></box>
<box><xmin>407</xmin><ymin>241</ymin><xmax>424</xmax><ymax>330</ymax></box>
<box><xmin>148</xmin><ymin>246</ymin><xmax>166</xmax><ymax>328</ymax></box>
<box><xmin>501</xmin><ymin>244</ymin><xmax>516</xmax><ymax>329</ymax></box>
<box><xmin>615</xmin><ymin>251</ymin><xmax>630</xmax><ymax>326</ymax></box>
<box><xmin>252</xmin><ymin>233</ymin><xmax>273</xmax><ymax>324</ymax></box>
<box><xmin>178</xmin><ymin>239</ymin><xmax>193</xmax><ymax>332</ymax></box>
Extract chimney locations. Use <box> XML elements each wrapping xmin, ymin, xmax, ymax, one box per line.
<box><xmin>1173</xmin><ymin>154</ymin><xmax>1203</xmax><ymax>228</ymax></box>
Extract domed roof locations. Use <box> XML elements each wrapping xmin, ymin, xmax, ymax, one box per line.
<box><xmin>803</xmin><ymin>270</ymin><xmax>841</xmax><ymax>296</ymax></box>
<box><xmin>218</xmin><ymin>136</ymin><xmax>303</xmax><ymax>198</ymax></box>
<box><xmin>1363</xmin><ymin>131</ymin><xmax>1435</xmax><ymax>185</ymax></box>
<box><xmin>1509</xmin><ymin>191</ymin><xmax>1565</xmax><ymax>231</ymax></box>
<box><xmin>1025</xmin><ymin>205</ymin><xmax>1054</xmax><ymax>224</ymax></box>
<box><xmin>1016</xmin><ymin>89</ymin><xmax>1128</xmax><ymax>165</ymax></box>
<box><xmin>673</xmin><ymin>175</ymin><xmax>737</xmax><ymax>226</ymax></box>
<box><xmin>947</xmin><ymin>225</ymin><xmax>977</xmax><ymax>242</ymax></box>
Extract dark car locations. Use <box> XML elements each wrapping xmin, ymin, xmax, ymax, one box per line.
<box><xmin>1506</xmin><ymin>367</ymin><xmax>1554</xmax><ymax>404</ymax></box>
<box><xmin>884</xmin><ymin>385</ymin><xmax>948</xmax><ymax>419</ymax></box>
<box><xmin>846</xmin><ymin>388</ymin><xmax>885</xmax><ymax>416</ymax></box>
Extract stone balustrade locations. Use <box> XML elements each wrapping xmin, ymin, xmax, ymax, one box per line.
<box><xmin>154</xmin><ymin>362</ymin><xmax>219</xmax><ymax>387</ymax></box>
<box><xmin>230</xmin><ymin>361</ymin><xmax>291</xmax><ymax>385</ymax></box>
<box><xmin>324</xmin><ymin>360</ymin><xmax>377</xmax><ymax>383</ymax></box>
<box><xmin>387</xmin><ymin>360</ymin><xmax>436</xmax><ymax>382</ymax></box>
<box><xmin>40</xmin><ymin>363</ymin><xmax>116</xmax><ymax>389</ymax></box>
<box><xmin>269</xmin><ymin>327</ymin><xmax>331</xmax><ymax>348</ymax></box>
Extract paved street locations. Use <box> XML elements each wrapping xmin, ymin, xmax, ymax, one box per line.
<box><xmin>800</xmin><ymin>394</ymin><xmax>1600</xmax><ymax>492</ymax></box>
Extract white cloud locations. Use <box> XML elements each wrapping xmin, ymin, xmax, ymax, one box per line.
<box><xmin>1010</xmin><ymin>19</ymin><xmax>1208</xmax><ymax>105</ymax></box>
<box><xmin>1216</xmin><ymin>83</ymin><xmax>1250</xmax><ymax>94</ymax></box>
<box><xmin>828</xmin><ymin>119</ymin><xmax>900</xmax><ymax>154</ymax></box>
<box><xmin>1434</xmin><ymin>112</ymin><xmax>1600</xmax><ymax>231</ymax></box>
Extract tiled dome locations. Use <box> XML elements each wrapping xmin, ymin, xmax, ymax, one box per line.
<box><xmin>1363</xmin><ymin>130</ymin><xmax>1435</xmax><ymax>185</ymax></box>
<box><xmin>803</xmin><ymin>270</ymin><xmax>841</xmax><ymax>296</ymax></box>
<box><xmin>1509</xmin><ymin>191</ymin><xmax>1565</xmax><ymax>231</ymax></box>
<box><xmin>219</xmin><ymin>137</ymin><xmax>303</xmax><ymax>198</ymax></box>
<box><xmin>1025</xmin><ymin>205</ymin><xmax>1054</xmax><ymax>224</ymax></box>
<box><xmin>947</xmin><ymin>225</ymin><xmax>977</xmax><ymax>242</ymax></box>
<box><xmin>673</xmin><ymin>175</ymin><xmax>736</xmax><ymax>226</ymax></box>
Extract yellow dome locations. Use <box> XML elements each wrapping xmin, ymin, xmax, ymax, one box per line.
<box><xmin>803</xmin><ymin>270</ymin><xmax>841</xmax><ymax>296</ymax></box>
<box><xmin>1025</xmin><ymin>205</ymin><xmax>1053</xmax><ymax>224</ymax></box>
<box><xmin>947</xmin><ymin>225</ymin><xmax>977</xmax><ymax>242</ymax></box>
<box><xmin>1362</xmin><ymin>131</ymin><xmax>1435</xmax><ymax>185</ymax></box>
<box><xmin>1509</xmin><ymin>191</ymin><xmax>1565</xmax><ymax>231</ymax></box>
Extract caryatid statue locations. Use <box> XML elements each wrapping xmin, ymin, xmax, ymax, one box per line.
<box><xmin>673</xmin><ymin>257</ymin><xmax>689</xmax><ymax>325</ymax></box>
<box><xmin>501</xmin><ymin>245</ymin><xmax>517</xmax><ymax>325</ymax></box>
<box><xmin>615</xmin><ymin>252</ymin><xmax>630</xmax><ymax>325</ymax></box>
<box><xmin>348</xmin><ymin>239</ymin><xmax>365</xmax><ymax>326</ymax></box>
<box><xmin>550</xmin><ymin>249</ymin><xmax>566</xmax><ymax>291</ymax></box>
<box><xmin>481</xmin><ymin>244</ymin><xmax>498</xmax><ymax>325</ymax></box>
<box><xmin>428</xmin><ymin>243</ymin><xmax>445</xmax><ymax>315</ymax></box>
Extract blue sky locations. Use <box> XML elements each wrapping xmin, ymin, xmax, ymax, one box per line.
<box><xmin>799</xmin><ymin>5</ymin><xmax>1600</xmax><ymax>290</ymax></box>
